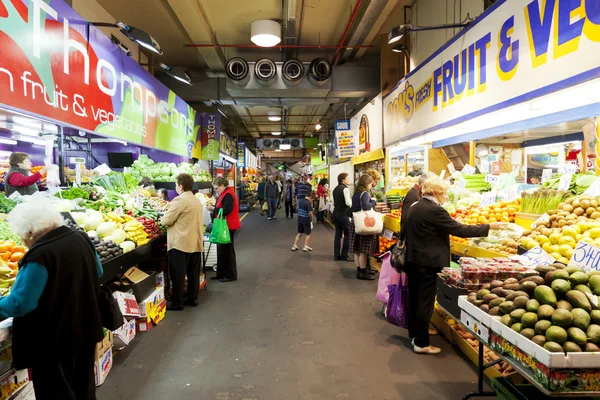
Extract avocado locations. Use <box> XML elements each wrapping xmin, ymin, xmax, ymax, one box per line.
<box><xmin>563</xmin><ymin>342</ymin><xmax>583</xmax><ymax>353</ymax></box>
<box><xmin>586</xmin><ymin>342</ymin><xmax>600</xmax><ymax>352</ymax></box>
<box><xmin>526</xmin><ymin>299</ymin><xmax>540</xmax><ymax>312</ymax></box>
<box><xmin>589</xmin><ymin>275</ymin><xmax>600</xmax><ymax>295</ymax></box>
<box><xmin>551</xmin><ymin>279</ymin><xmax>572</xmax><ymax>298</ymax></box>
<box><xmin>544</xmin><ymin>341</ymin><xmax>565</xmax><ymax>353</ymax></box>
<box><xmin>489</xmin><ymin>306</ymin><xmax>500</xmax><ymax>316</ymax></box>
<box><xmin>476</xmin><ymin>289</ymin><xmax>491</xmax><ymax>300</ymax></box>
<box><xmin>532</xmin><ymin>335</ymin><xmax>547</xmax><ymax>347</ymax></box>
<box><xmin>535</xmin><ymin>320</ymin><xmax>552</xmax><ymax>335</ymax></box>
<box><xmin>536</xmin><ymin>265</ymin><xmax>556</xmax><ymax>275</ymax></box>
<box><xmin>567</xmin><ymin>327</ymin><xmax>588</xmax><ymax>347</ymax></box>
<box><xmin>587</xmin><ymin>324</ymin><xmax>600</xmax><ymax>345</ymax></box>
<box><xmin>504</xmin><ymin>278</ymin><xmax>519</xmax><ymax>285</ymax></box>
<box><xmin>565</xmin><ymin>266</ymin><xmax>584</xmax><ymax>275</ymax></box>
<box><xmin>499</xmin><ymin>301</ymin><xmax>513</xmax><ymax>315</ymax></box>
<box><xmin>538</xmin><ymin>304</ymin><xmax>555</xmax><ymax>320</ymax></box>
<box><xmin>576</xmin><ymin>284</ymin><xmax>592</xmax><ymax>295</ymax></box>
<box><xmin>500</xmin><ymin>314</ymin><xmax>512</xmax><ymax>327</ymax></box>
<box><xmin>545</xmin><ymin>271</ymin><xmax>555</xmax><ymax>285</ymax></box>
<box><xmin>473</xmin><ymin>300</ymin><xmax>485</xmax><ymax>307</ymax></box>
<box><xmin>511</xmin><ymin>323</ymin><xmax>523</xmax><ymax>333</ymax></box>
<box><xmin>503</xmin><ymin>283</ymin><xmax>520</xmax><ymax>291</ymax></box>
<box><xmin>490</xmin><ymin>280</ymin><xmax>504</xmax><ymax>289</ymax></box>
<box><xmin>520</xmin><ymin>276</ymin><xmax>545</xmax><ymax>285</ymax></box>
<box><xmin>535</xmin><ymin>285</ymin><xmax>558</xmax><ymax>307</ymax></box>
<box><xmin>552</xmin><ymin>269</ymin><xmax>570</xmax><ymax>281</ymax></box>
<box><xmin>489</xmin><ymin>298</ymin><xmax>505</xmax><ymax>308</ymax></box>
<box><xmin>468</xmin><ymin>294</ymin><xmax>477</xmax><ymax>304</ymax></box>
<box><xmin>591</xmin><ymin>310</ymin><xmax>600</xmax><ymax>325</ymax></box>
<box><xmin>552</xmin><ymin>262</ymin><xmax>567</xmax><ymax>269</ymax></box>
<box><xmin>565</xmin><ymin>290</ymin><xmax>592</xmax><ymax>313</ymax></box>
<box><xmin>546</xmin><ymin>326</ymin><xmax>568</xmax><ymax>344</ymax></box>
<box><xmin>480</xmin><ymin>304</ymin><xmax>490</xmax><ymax>313</ymax></box>
<box><xmin>557</xmin><ymin>299</ymin><xmax>574</xmax><ymax>311</ymax></box>
<box><xmin>507</xmin><ymin>291</ymin><xmax>529</xmax><ymax>301</ymax></box>
<box><xmin>518</xmin><ymin>281</ymin><xmax>537</xmax><ymax>294</ymax></box>
<box><xmin>520</xmin><ymin>328</ymin><xmax>535</xmax><ymax>340</ymax></box>
<box><xmin>511</xmin><ymin>309</ymin><xmax>527</xmax><ymax>323</ymax></box>
<box><xmin>491</xmin><ymin>287</ymin><xmax>510</xmax><ymax>297</ymax></box>
<box><xmin>511</xmin><ymin>296</ymin><xmax>529</xmax><ymax>311</ymax></box>
<box><xmin>483</xmin><ymin>293</ymin><xmax>499</xmax><ymax>304</ymax></box>
<box><xmin>552</xmin><ymin>309</ymin><xmax>574</xmax><ymax>328</ymax></box>
<box><xmin>571</xmin><ymin>308</ymin><xmax>591</xmax><ymax>331</ymax></box>
<box><xmin>570</xmin><ymin>272</ymin><xmax>590</xmax><ymax>286</ymax></box>
<box><xmin>521</xmin><ymin>312</ymin><xmax>539</xmax><ymax>329</ymax></box>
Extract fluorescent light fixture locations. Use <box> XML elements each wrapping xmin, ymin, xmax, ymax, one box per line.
<box><xmin>17</xmin><ymin>136</ymin><xmax>46</xmax><ymax>146</ymax></box>
<box><xmin>42</xmin><ymin>123</ymin><xmax>58</xmax><ymax>133</ymax></box>
<box><xmin>0</xmin><ymin>138</ymin><xmax>17</xmax><ymax>145</ymax></box>
<box><xmin>280</xmin><ymin>144</ymin><xmax>291</xmax><ymax>150</ymax></box>
<box><xmin>392</xmin><ymin>43</ymin><xmax>408</xmax><ymax>54</ymax></box>
<box><xmin>158</xmin><ymin>63</ymin><xmax>192</xmax><ymax>86</ymax></box>
<box><xmin>388</xmin><ymin>26</ymin><xmax>403</xmax><ymax>44</ymax></box>
<box><xmin>15</xmin><ymin>127</ymin><xmax>40</xmax><ymax>137</ymax></box>
<box><xmin>10</xmin><ymin>116</ymin><xmax>41</xmax><ymax>129</ymax></box>
<box><xmin>217</xmin><ymin>108</ymin><xmax>227</xmax><ymax>118</ymax></box>
<box><xmin>250</xmin><ymin>20</ymin><xmax>281</xmax><ymax>47</ymax></box>
<box><xmin>315</xmin><ymin>122</ymin><xmax>322</xmax><ymax>130</ymax></box>
<box><xmin>272</xmin><ymin>131</ymin><xmax>282</xmax><ymax>136</ymax></box>
<box><xmin>111</xmin><ymin>139</ymin><xmax>128</xmax><ymax>146</ymax></box>
<box><xmin>268</xmin><ymin>111</ymin><xmax>281</xmax><ymax>121</ymax></box>
<box><xmin>116</xmin><ymin>22</ymin><xmax>162</xmax><ymax>55</ymax></box>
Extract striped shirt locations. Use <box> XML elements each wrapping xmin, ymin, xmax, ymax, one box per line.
<box><xmin>295</xmin><ymin>182</ymin><xmax>312</xmax><ymax>200</ymax></box>
<box><xmin>297</xmin><ymin>198</ymin><xmax>312</xmax><ymax>222</ymax></box>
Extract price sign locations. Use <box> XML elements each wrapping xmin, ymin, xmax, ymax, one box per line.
<box><xmin>456</xmin><ymin>179</ymin><xmax>466</xmax><ymax>189</ymax></box>
<box><xmin>584</xmin><ymin>177</ymin><xmax>600</xmax><ymax>196</ymax></box>
<box><xmin>520</xmin><ymin>246</ymin><xmax>556</xmax><ymax>267</ymax></box>
<box><xmin>541</xmin><ymin>169</ymin><xmax>553</xmax><ymax>183</ymax></box>
<box><xmin>557</xmin><ymin>174</ymin><xmax>572</xmax><ymax>191</ymax></box>
<box><xmin>383</xmin><ymin>228</ymin><xmax>394</xmax><ymax>240</ymax></box>
<box><xmin>484</xmin><ymin>174</ymin><xmax>499</xmax><ymax>184</ymax></box>
<box><xmin>479</xmin><ymin>192</ymin><xmax>497</xmax><ymax>207</ymax></box>
<box><xmin>568</xmin><ymin>241</ymin><xmax>600</xmax><ymax>272</ymax></box>
<box><xmin>512</xmin><ymin>165</ymin><xmax>521</xmax><ymax>174</ymax></box>
<box><xmin>136</xmin><ymin>196</ymin><xmax>145</xmax><ymax>210</ymax></box>
<box><xmin>531</xmin><ymin>213</ymin><xmax>550</xmax><ymax>229</ymax></box>
<box><xmin>113</xmin><ymin>207</ymin><xmax>124</xmax><ymax>216</ymax></box>
<box><xmin>440</xmin><ymin>170</ymin><xmax>446</xmax><ymax>179</ymax></box>
<box><xmin>503</xmin><ymin>186</ymin><xmax>519</xmax><ymax>202</ymax></box>
<box><xmin>559</xmin><ymin>164</ymin><xmax>577</xmax><ymax>174</ymax></box>
<box><xmin>462</xmin><ymin>164</ymin><xmax>476</xmax><ymax>175</ymax></box>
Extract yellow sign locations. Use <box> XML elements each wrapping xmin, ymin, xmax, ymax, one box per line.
<box><xmin>351</xmin><ymin>148</ymin><xmax>385</xmax><ymax>165</ymax></box>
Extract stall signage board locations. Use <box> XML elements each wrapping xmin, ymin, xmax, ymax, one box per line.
<box><xmin>197</xmin><ymin>113</ymin><xmax>221</xmax><ymax>161</ymax></box>
<box><xmin>0</xmin><ymin>0</ymin><xmax>201</xmax><ymax>157</ymax></box>
<box><xmin>219</xmin><ymin>131</ymin><xmax>237</xmax><ymax>159</ymax></box>
<box><xmin>383</xmin><ymin>0</ymin><xmax>600</xmax><ymax>146</ymax></box>
<box><xmin>568</xmin><ymin>241</ymin><xmax>600</xmax><ymax>272</ymax></box>
<box><xmin>335</xmin><ymin>120</ymin><xmax>357</xmax><ymax>158</ymax></box>
<box><xmin>237</xmin><ymin>143</ymin><xmax>246</xmax><ymax>168</ymax></box>
<box><xmin>541</xmin><ymin>169</ymin><xmax>553</xmax><ymax>183</ymax></box>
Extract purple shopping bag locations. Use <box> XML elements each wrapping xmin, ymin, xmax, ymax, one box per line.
<box><xmin>386</xmin><ymin>273</ymin><xmax>409</xmax><ymax>329</ymax></box>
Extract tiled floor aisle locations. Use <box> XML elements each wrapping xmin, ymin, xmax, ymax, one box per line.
<box><xmin>98</xmin><ymin>211</ymin><xmax>487</xmax><ymax>400</ymax></box>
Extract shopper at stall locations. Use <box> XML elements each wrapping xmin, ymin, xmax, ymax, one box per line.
<box><xmin>292</xmin><ymin>191</ymin><xmax>315</xmax><ymax>252</ymax></box>
<box><xmin>4</xmin><ymin>152</ymin><xmax>45</xmax><ymax>197</ymax></box>
<box><xmin>157</xmin><ymin>188</ymin><xmax>169</xmax><ymax>201</ymax></box>
<box><xmin>333</xmin><ymin>172</ymin><xmax>353</xmax><ymax>262</ymax></box>
<box><xmin>402</xmin><ymin>176</ymin><xmax>503</xmax><ymax>355</ymax></box>
<box><xmin>400</xmin><ymin>172</ymin><xmax>426</xmax><ymax>235</ymax></box>
<box><xmin>257</xmin><ymin>177</ymin><xmax>266</xmax><ymax>216</ymax></box>
<box><xmin>408</xmin><ymin>164</ymin><xmax>422</xmax><ymax>177</ymax></box>
<box><xmin>284</xmin><ymin>179</ymin><xmax>295</xmax><ymax>218</ymax></box>
<box><xmin>366</xmin><ymin>169</ymin><xmax>382</xmax><ymax>189</ymax></box>
<box><xmin>276</xmin><ymin>175</ymin><xmax>283</xmax><ymax>208</ymax></box>
<box><xmin>207</xmin><ymin>177</ymin><xmax>241</xmax><ymax>282</ymax></box>
<box><xmin>295</xmin><ymin>173</ymin><xmax>312</xmax><ymax>202</ymax></box>
<box><xmin>2</xmin><ymin>199</ymin><xmax>103</xmax><ymax>399</ymax></box>
<box><xmin>265</xmin><ymin>175</ymin><xmax>280</xmax><ymax>220</ymax></box>
<box><xmin>160</xmin><ymin>173</ymin><xmax>204</xmax><ymax>310</ymax></box>
<box><xmin>316</xmin><ymin>178</ymin><xmax>329</xmax><ymax>224</ymax></box>
<box><xmin>348</xmin><ymin>174</ymin><xmax>378</xmax><ymax>281</ymax></box>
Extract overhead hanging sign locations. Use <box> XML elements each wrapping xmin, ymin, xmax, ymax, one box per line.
<box><xmin>196</xmin><ymin>113</ymin><xmax>220</xmax><ymax>160</ymax></box>
<box><xmin>219</xmin><ymin>130</ymin><xmax>236</xmax><ymax>159</ymax></box>
<box><xmin>237</xmin><ymin>142</ymin><xmax>246</xmax><ymax>167</ymax></box>
<box><xmin>0</xmin><ymin>0</ymin><xmax>200</xmax><ymax>157</ymax></box>
<box><xmin>383</xmin><ymin>0</ymin><xmax>600</xmax><ymax>146</ymax></box>
<box><xmin>335</xmin><ymin>119</ymin><xmax>357</xmax><ymax>158</ymax></box>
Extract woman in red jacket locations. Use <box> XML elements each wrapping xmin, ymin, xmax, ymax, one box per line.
<box><xmin>207</xmin><ymin>177</ymin><xmax>241</xmax><ymax>282</ymax></box>
<box><xmin>4</xmin><ymin>152</ymin><xmax>46</xmax><ymax>197</ymax></box>
<box><xmin>316</xmin><ymin>178</ymin><xmax>328</xmax><ymax>224</ymax></box>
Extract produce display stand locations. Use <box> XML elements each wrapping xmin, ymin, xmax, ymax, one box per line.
<box><xmin>450</xmin><ymin>240</ymin><xmax>507</xmax><ymax>259</ymax></box>
<box><xmin>154</xmin><ymin>181</ymin><xmax>213</xmax><ymax>191</ymax></box>
<box><xmin>100</xmin><ymin>236</ymin><xmax>167</xmax><ymax>284</ymax></box>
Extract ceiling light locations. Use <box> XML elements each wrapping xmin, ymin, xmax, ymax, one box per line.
<box><xmin>14</xmin><ymin>127</ymin><xmax>40</xmax><ymax>137</ymax></box>
<box><xmin>159</xmin><ymin>63</ymin><xmax>192</xmax><ymax>86</ymax></box>
<box><xmin>388</xmin><ymin>26</ymin><xmax>404</xmax><ymax>44</ymax></box>
<box><xmin>392</xmin><ymin>43</ymin><xmax>408</xmax><ymax>54</ymax></box>
<box><xmin>17</xmin><ymin>136</ymin><xmax>46</xmax><ymax>146</ymax></box>
<box><xmin>315</xmin><ymin>122</ymin><xmax>322</xmax><ymax>130</ymax></box>
<box><xmin>9</xmin><ymin>116</ymin><xmax>41</xmax><ymax>129</ymax></box>
<box><xmin>268</xmin><ymin>111</ymin><xmax>281</xmax><ymax>122</ymax></box>
<box><xmin>280</xmin><ymin>144</ymin><xmax>291</xmax><ymax>150</ymax></box>
<box><xmin>275</xmin><ymin>149</ymin><xmax>281</xmax><ymax>152</ymax></box>
<box><xmin>116</xmin><ymin>22</ymin><xmax>162</xmax><ymax>55</ymax></box>
<box><xmin>111</xmin><ymin>139</ymin><xmax>128</xmax><ymax>146</ymax></box>
<box><xmin>250</xmin><ymin>20</ymin><xmax>281</xmax><ymax>47</ymax></box>
<box><xmin>272</xmin><ymin>131</ymin><xmax>282</xmax><ymax>136</ymax></box>
<box><xmin>0</xmin><ymin>138</ymin><xmax>17</xmax><ymax>145</ymax></box>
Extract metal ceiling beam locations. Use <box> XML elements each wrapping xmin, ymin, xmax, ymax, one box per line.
<box><xmin>345</xmin><ymin>0</ymin><xmax>399</xmax><ymax>61</ymax></box>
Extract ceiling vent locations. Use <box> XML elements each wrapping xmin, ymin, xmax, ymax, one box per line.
<box><xmin>226</xmin><ymin>57</ymin><xmax>250</xmax><ymax>86</ymax></box>
<box><xmin>254</xmin><ymin>58</ymin><xmax>278</xmax><ymax>87</ymax></box>
<box><xmin>257</xmin><ymin>138</ymin><xmax>304</xmax><ymax>149</ymax></box>
<box><xmin>307</xmin><ymin>58</ymin><xmax>332</xmax><ymax>86</ymax></box>
<box><xmin>282</xmin><ymin>59</ymin><xmax>305</xmax><ymax>87</ymax></box>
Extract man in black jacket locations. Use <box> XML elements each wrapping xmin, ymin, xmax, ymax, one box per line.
<box><xmin>400</xmin><ymin>172</ymin><xmax>427</xmax><ymax>235</ymax></box>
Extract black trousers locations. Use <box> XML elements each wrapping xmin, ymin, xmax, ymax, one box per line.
<box><xmin>406</xmin><ymin>263</ymin><xmax>439</xmax><ymax>348</ymax></box>
<box><xmin>169</xmin><ymin>249</ymin><xmax>201</xmax><ymax>307</ymax></box>
<box><xmin>217</xmin><ymin>230</ymin><xmax>237</xmax><ymax>280</ymax></box>
<box><xmin>32</xmin><ymin>343</ymin><xmax>96</xmax><ymax>400</ymax></box>
<box><xmin>333</xmin><ymin>212</ymin><xmax>350</xmax><ymax>259</ymax></box>
<box><xmin>285</xmin><ymin>199</ymin><xmax>293</xmax><ymax>217</ymax></box>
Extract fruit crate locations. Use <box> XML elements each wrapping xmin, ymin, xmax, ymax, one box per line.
<box><xmin>431</xmin><ymin>307</ymin><xmax>456</xmax><ymax>345</ymax></box>
<box><xmin>383</xmin><ymin>215</ymin><xmax>400</xmax><ymax>233</ymax></box>
<box><xmin>491</xmin><ymin>377</ymin><xmax>553</xmax><ymax>400</ymax></box>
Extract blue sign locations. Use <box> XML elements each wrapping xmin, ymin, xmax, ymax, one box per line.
<box><xmin>335</xmin><ymin>120</ymin><xmax>350</xmax><ymax>131</ymax></box>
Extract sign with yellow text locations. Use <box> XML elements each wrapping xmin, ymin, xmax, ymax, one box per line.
<box><xmin>384</xmin><ymin>0</ymin><xmax>600</xmax><ymax>146</ymax></box>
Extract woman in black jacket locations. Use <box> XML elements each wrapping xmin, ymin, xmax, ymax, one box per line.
<box><xmin>402</xmin><ymin>176</ymin><xmax>503</xmax><ymax>354</ymax></box>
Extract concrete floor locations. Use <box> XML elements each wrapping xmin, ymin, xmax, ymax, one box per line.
<box><xmin>98</xmin><ymin>211</ymin><xmax>487</xmax><ymax>400</ymax></box>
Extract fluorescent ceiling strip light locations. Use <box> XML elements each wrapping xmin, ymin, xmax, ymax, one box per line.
<box><xmin>111</xmin><ymin>139</ymin><xmax>128</xmax><ymax>146</ymax></box>
<box><xmin>220</xmin><ymin>154</ymin><xmax>238</xmax><ymax>164</ymax></box>
<box><xmin>0</xmin><ymin>151</ymin><xmax>11</xmax><ymax>157</ymax></box>
<box><xmin>0</xmin><ymin>138</ymin><xmax>17</xmax><ymax>145</ymax></box>
<box><xmin>17</xmin><ymin>136</ymin><xmax>47</xmax><ymax>146</ymax></box>
<box><xmin>10</xmin><ymin>116</ymin><xmax>42</xmax><ymax>129</ymax></box>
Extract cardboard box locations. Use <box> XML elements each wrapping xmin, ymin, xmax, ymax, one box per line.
<box><xmin>94</xmin><ymin>331</ymin><xmax>113</xmax><ymax>387</ymax></box>
<box><xmin>9</xmin><ymin>381</ymin><xmax>34</xmax><ymax>400</ymax></box>
<box><xmin>109</xmin><ymin>268</ymin><xmax>157</xmax><ymax>302</ymax></box>
<box><xmin>113</xmin><ymin>318</ymin><xmax>136</xmax><ymax>349</ymax></box>
<box><xmin>138</xmin><ymin>287</ymin><xmax>165</xmax><ymax>319</ymax></box>
<box><xmin>155</xmin><ymin>271</ymin><xmax>164</xmax><ymax>288</ymax></box>
<box><xmin>136</xmin><ymin>299</ymin><xmax>166</xmax><ymax>332</ymax></box>
<box><xmin>0</xmin><ymin>345</ymin><xmax>12</xmax><ymax>378</ymax></box>
<box><xmin>0</xmin><ymin>369</ymin><xmax>29</xmax><ymax>400</ymax></box>
<box><xmin>112</xmin><ymin>291</ymin><xmax>141</xmax><ymax>318</ymax></box>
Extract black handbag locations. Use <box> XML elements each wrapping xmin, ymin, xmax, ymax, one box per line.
<box><xmin>390</xmin><ymin>240</ymin><xmax>406</xmax><ymax>273</ymax></box>
<box><xmin>98</xmin><ymin>285</ymin><xmax>124</xmax><ymax>331</ymax></box>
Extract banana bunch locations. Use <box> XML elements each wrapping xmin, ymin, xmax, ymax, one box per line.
<box><xmin>0</xmin><ymin>261</ymin><xmax>15</xmax><ymax>289</ymax></box>
<box><xmin>124</xmin><ymin>219</ymin><xmax>149</xmax><ymax>246</ymax></box>
<box><xmin>105</xmin><ymin>212</ymin><xmax>136</xmax><ymax>226</ymax></box>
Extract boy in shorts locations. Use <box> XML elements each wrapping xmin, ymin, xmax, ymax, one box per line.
<box><xmin>292</xmin><ymin>191</ymin><xmax>314</xmax><ymax>252</ymax></box>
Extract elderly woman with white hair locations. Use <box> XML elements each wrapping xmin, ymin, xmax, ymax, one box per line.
<box><xmin>402</xmin><ymin>176</ymin><xmax>504</xmax><ymax>355</ymax></box>
<box><xmin>1</xmin><ymin>199</ymin><xmax>103</xmax><ymax>399</ymax></box>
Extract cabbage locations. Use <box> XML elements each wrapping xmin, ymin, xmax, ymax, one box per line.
<box><xmin>120</xmin><ymin>241</ymin><xmax>136</xmax><ymax>253</ymax></box>
<box><xmin>83</xmin><ymin>213</ymin><xmax>104</xmax><ymax>231</ymax></box>
<box><xmin>71</xmin><ymin>212</ymin><xmax>86</xmax><ymax>225</ymax></box>
<box><xmin>96</xmin><ymin>221</ymin><xmax>117</xmax><ymax>238</ymax></box>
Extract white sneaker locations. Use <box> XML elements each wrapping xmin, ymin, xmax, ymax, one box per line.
<box><xmin>413</xmin><ymin>344</ymin><xmax>441</xmax><ymax>355</ymax></box>
<box><xmin>291</xmin><ymin>245</ymin><xmax>299</xmax><ymax>251</ymax></box>
<box><xmin>268</xmin><ymin>217</ymin><xmax>272</xmax><ymax>220</ymax></box>
<box><xmin>303</xmin><ymin>246</ymin><xmax>313</xmax><ymax>252</ymax></box>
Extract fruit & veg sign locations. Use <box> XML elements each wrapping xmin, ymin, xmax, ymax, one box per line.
<box><xmin>384</xmin><ymin>0</ymin><xmax>600</xmax><ymax>145</ymax></box>
<box><xmin>0</xmin><ymin>0</ymin><xmax>201</xmax><ymax>157</ymax></box>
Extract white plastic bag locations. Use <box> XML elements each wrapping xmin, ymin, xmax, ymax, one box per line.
<box><xmin>45</xmin><ymin>163</ymin><xmax>60</xmax><ymax>187</ymax></box>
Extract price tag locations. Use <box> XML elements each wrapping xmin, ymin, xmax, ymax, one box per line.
<box><xmin>456</xmin><ymin>179</ymin><xmax>466</xmax><ymax>189</ymax></box>
<box><xmin>519</xmin><ymin>246</ymin><xmax>556</xmax><ymax>267</ymax></box>
<box><xmin>447</xmin><ymin>162</ymin><xmax>456</xmax><ymax>173</ymax></box>
<box><xmin>113</xmin><ymin>207</ymin><xmax>124</xmax><ymax>216</ymax></box>
<box><xmin>484</xmin><ymin>174</ymin><xmax>499</xmax><ymax>184</ymax></box>
<box><xmin>503</xmin><ymin>186</ymin><xmax>519</xmax><ymax>202</ymax></box>
<box><xmin>559</xmin><ymin>165</ymin><xmax>577</xmax><ymax>174</ymax></box>
<box><xmin>383</xmin><ymin>228</ymin><xmax>394</xmax><ymax>240</ymax></box>
<box><xmin>462</xmin><ymin>164</ymin><xmax>476</xmax><ymax>175</ymax></box>
<box><xmin>479</xmin><ymin>192</ymin><xmax>497</xmax><ymax>207</ymax></box>
<box><xmin>531</xmin><ymin>213</ymin><xmax>550</xmax><ymax>229</ymax></box>
<box><xmin>512</xmin><ymin>165</ymin><xmax>521</xmax><ymax>174</ymax></box>
<box><xmin>557</xmin><ymin>174</ymin><xmax>572</xmax><ymax>191</ymax></box>
<box><xmin>584</xmin><ymin>177</ymin><xmax>600</xmax><ymax>196</ymax></box>
<box><xmin>136</xmin><ymin>196</ymin><xmax>145</xmax><ymax>209</ymax></box>
<box><xmin>440</xmin><ymin>170</ymin><xmax>446</xmax><ymax>179</ymax></box>
<box><xmin>568</xmin><ymin>241</ymin><xmax>600</xmax><ymax>272</ymax></box>
<box><xmin>541</xmin><ymin>169</ymin><xmax>553</xmax><ymax>183</ymax></box>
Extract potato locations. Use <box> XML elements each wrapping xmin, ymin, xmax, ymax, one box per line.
<box><xmin>574</xmin><ymin>207</ymin><xmax>585</xmax><ymax>216</ymax></box>
<box><xmin>587</xmin><ymin>207</ymin><xmax>596</xmax><ymax>216</ymax></box>
<box><xmin>563</xmin><ymin>204</ymin><xmax>574</xmax><ymax>213</ymax></box>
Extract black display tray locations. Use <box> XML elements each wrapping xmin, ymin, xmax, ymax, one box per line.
<box><xmin>436</xmin><ymin>275</ymin><xmax>469</xmax><ymax>319</ymax></box>
<box><xmin>100</xmin><ymin>236</ymin><xmax>166</xmax><ymax>284</ymax></box>
<box><xmin>154</xmin><ymin>181</ymin><xmax>212</xmax><ymax>190</ymax></box>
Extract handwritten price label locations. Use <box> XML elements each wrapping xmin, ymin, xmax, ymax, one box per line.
<box><xmin>479</xmin><ymin>192</ymin><xmax>497</xmax><ymax>207</ymax></box>
<box><xmin>557</xmin><ymin>174</ymin><xmax>572</xmax><ymax>191</ymax></box>
<box><xmin>519</xmin><ymin>246</ymin><xmax>555</xmax><ymax>267</ymax></box>
<box><xmin>462</xmin><ymin>164</ymin><xmax>476</xmax><ymax>175</ymax></box>
<box><xmin>568</xmin><ymin>241</ymin><xmax>600</xmax><ymax>272</ymax></box>
<box><xmin>383</xmin><ymin>228</ymin><xmax>394</xmax><ymax>240</ymax></box>
<box><xmin>541</xmin><ymin>169</ymin><xmax>553</xmax><ymax>183</ymax></box>
<box><xmin>559</xmin><ymin>165</ymin><xmax>577</xmax><ymax>174</ymax></box>
<box><xmin>484</xmin><ymin>174</ymin><xmax>499</xmax><ymax>184</ymax></box>
<box><xmin>503</xmin><ymin>186</ymin><xmax>519</xmax><ymax>202</ymax></box>
<box><xmin>584</xmin><ymin>177</ymin><xmax>600</xmax><ymax>196</ymax></box>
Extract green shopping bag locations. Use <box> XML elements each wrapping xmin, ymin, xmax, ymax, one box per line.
<box><xmin>209</xmin><ymin>209</ymin><xmax>231</xmax><ymax>244</ymax></box>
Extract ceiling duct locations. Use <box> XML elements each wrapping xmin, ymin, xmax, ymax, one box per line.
<box><xmin>257</xmin><ymin>138</ymin><xmax>304</xmax><ymax>149</ymax></box>
<box><xmin>226</xmin><ymin>57</ymin><xmax>250</xmax><ymax>86</ymax></box>
<box><xmin>254</xmin><ymin>58</ymin><xmax>278</xmax><ymax>87</ymax></box>
<box><xmin>282</xmin><ymin>59</ymin><xmax>305</xmax><ymax>87</ymax></box>
<box><xmin>307</xmin><ymin>58</ymin><xmax>332</xmax><ymax>87</ymax></box>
